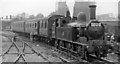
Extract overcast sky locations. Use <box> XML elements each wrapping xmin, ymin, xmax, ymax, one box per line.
<box><xmin>0</xmin><ymin>0</ymin><xmax>119</xmax><ymax>17</ymax></box>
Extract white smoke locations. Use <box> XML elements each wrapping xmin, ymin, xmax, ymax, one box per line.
<box><xmin>66</xmin><ymin>0</ymin><xmax>75</xmax><ymax>18</ymax></box>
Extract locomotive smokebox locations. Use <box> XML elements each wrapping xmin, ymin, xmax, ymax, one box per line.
<box><xmin>89</xmin><ymin>5</ymin><xmax>96</xmax><ymax>20</ymax></box>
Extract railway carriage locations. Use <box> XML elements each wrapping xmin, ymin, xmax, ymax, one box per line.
<box><xmin>11</xmin><ymin>21</ymin><xmax>25</xmax><ymax>33</ymax></box>
<box><xmin>38</xmin><ymin>16</ymin><xmax>65</xmax><ymax>43</ymax></box>
<box><xmin>39</xmin><ymin>19</ymin><xmax>48</xmax><ymax>37</ymax></box>
<box><xmin>25</xmin><ymin>19</ymin><xmax>39</xmax><ymax>35</ymax></box>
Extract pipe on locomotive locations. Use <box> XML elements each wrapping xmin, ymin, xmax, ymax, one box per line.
<box><xmin>89</xmin><ymin>5</ymin><xmax>96</xmax><ymax>20</ymax></box>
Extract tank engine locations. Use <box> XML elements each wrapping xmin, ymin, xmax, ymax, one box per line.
<box><xmin>51</xmin><ymin>4</ymin><xmax>109</xmax><ymax>59</ymax></box>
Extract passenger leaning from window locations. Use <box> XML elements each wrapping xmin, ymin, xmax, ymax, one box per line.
<box><xmin>110</xmin><ymin>34</ymin><xmax>115</xmax><ymax>42</ymax></box>
<box><xmin>12</xmin><ymin>33</ymin><xmax>17</xmax><ymax>42</ymax></box>
<box><xmin>30</xmin><ymin>32</ymin><xmax>34</xmax><ymax>43</ymax></box>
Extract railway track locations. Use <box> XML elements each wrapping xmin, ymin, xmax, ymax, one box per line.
<box><xmin>16</xmin><ymin>35</ymin><xmax>117</xmax><ymax>64</ymax></box>
<box><xmin>17</xmin><ymin>37</ymin><xmax>76</xmax><ymax>63</ymax></box>
<box><xmin>1</xmin><ymin>33</ymin><xmax>72</xmax><ymax>63</ymax></box>
<box><xmin>1</xmin><ymin>32</ymin><xmax>118</xmax><ymax>63</ymax></box>
<box><xmin>53</xmin><ymin>46</ymin><xmax>117</xmax><ymax>64</ymax></box>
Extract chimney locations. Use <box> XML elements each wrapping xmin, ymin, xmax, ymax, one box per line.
<box><xmin>89</xmin><ymin>5</ymin><xmax>96</xmax><ymax>20</ymax></box>
<box><xmin>1</xmin><ymin>17</ymin><xmax>3</xmax><ymax>19</ymax></box>
<box><xmin>10</xmin><ymin>15</ymin><xmax>12</xmax><ymax>19</ymax></box>
<box><xmin>6</xmin><ymin>16</ymin><xmax>8</xmax><ymax>19</ymax></box>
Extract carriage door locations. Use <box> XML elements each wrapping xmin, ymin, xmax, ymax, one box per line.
<box><xmin>52</xmin><ymin>19</ymin><xmax>59</xmax><ymax>38</ymax></box>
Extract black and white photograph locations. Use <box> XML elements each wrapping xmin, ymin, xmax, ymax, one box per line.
<box><xmin>0</xmin><ymin>0</ymin><xmax>120</xmax><ymax>64</ymax></box>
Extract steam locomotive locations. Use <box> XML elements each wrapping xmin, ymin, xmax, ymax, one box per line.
<box><xmin>11</xmin><ymin>5</ymin><xmax>109</xmax><ymax>59</ymax></box>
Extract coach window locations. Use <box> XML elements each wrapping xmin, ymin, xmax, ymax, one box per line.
<box><xmin>39</xmin><ymin>21</ymin><xmax>41</xmax><ymax>27</ymax></box>
<box><xmin>43</xmin><ymin>22</ymin><xmax>45</xmax><ymax>28</ymax></box>
<box><xmin>41</xmin><ymin>21</ymin><xmax>43</xmax><ymax>28</ymax></box>
<box><xmin>26</xmin><ymin>23</ymin><xmax>28</xmax><ymax>28</ymax></box>
<box><xmin>44</xmin><ymin>22</ymin><xmax>45</xmax><ymax>28</ymax></box>
<box><xmin>31</xmin><ymin>22</ymin><xmax>33</xmax><ymax>28</ymax></box>
<box><xmin>55</xmin><ymin>19</ymin><xmax>59</xmax><ymax>27</ymax></box>
<box><xmin>32</xmin><ymin>23</ymin><xmax>33</xmax><ymax>28</ymax></box>
<box><xmin>35</xmin><ymin>22</ymin><xmax>36</xmax><ymax>28</ymax></box>
<box><xmin>27</xmin><ymin>24</ymin><xmax>28</xmax><ymax>28</ymax></box>
<box><xmin>18</xmin><ymin>24</ymin><xmax>20</xmax><ymax>27</ymax></box>
<box><xmin>28</xmin><ymin>23</ymin><xmax>30</xmax><ymax>28</ymax></box>
<box><xmin>46</xmin><ymin>22</ymin><xmax>47</xmax><ymax>28</ymax></box>
<box><xmin>33</xmin><ymin>22</ymin><xmax>35</xmax><ymax>28</ymax></box>
<box><xmin>41</xmin><ymin>22</ymin><xmax>42</xmax><ymax>28</ymax></box>
<box><xmin>17</xmin><ymin>24</ymin><xmax>19</xmax><ymax>27</ymax></box>
<box><xmin>18</xmin><ymin>23</ymin><xmax>19</xmax><ymax>27</ymax></box>
<box><xmin>17</xmin><ymin>24</ymin><xmax>18</xmax><ymax>28</ymax></box>
<box><xmin>34</xmin><ymin>22</ymin><xmax>35</xmax><ymax>28</ymax></box>
<box><xmin>42</xmin><ymin>21</ymin><xmax>44</xmax><ymax>28</ymax></box>
<box><xmin>20</xmin><ymin>23</ymin><xmax>22</xmax><ymax>27</ymax></box>
<box><xmin>31</xmin><ymin>23</ymin><xmax>32</xmax><ymax>28</ymax></box>
<box><xmin>29</xmin><ymin>23</ymin><xmax>31</xmax><ymax>28</ymax></box>
<box><xmin>29</xmin><ymin>23</ymin><xmax>30</xmax><ymax>28</ymax></box>
<box><xmin>31</xmin><ymin>22</ymin><xmax>32</xmax><ymax>28</ymax></box>
<box><xmin>33</xmin><ymin>22</ymin><xmax>34</xmax><ymax>28</ymax></box>
<box><xmin>28</xmin><ymin>23</ymin><xmax>29</xmax><ymax>28</ymax></box>
<box><xmin>40</xmin><ymin>21</ymin><xmax>41</xmax><ymax>28</ymax></box>
<box><xmin>45</xmin><ymin>22</ymin><xmax>47</xmax><ymax>28</ymax></box>
<box><xmin>20</xmin><ymin>24</ymin><xmax>21</xmax><ymax>27</ymax></box>
<box><xmin>21</xmin><ymin>23</ymin><xmax>22</xmax><ymax>27</ymax></box>
<box><xmin>42</xmin><ymin>21</ymin><xmax>43</xmax><ymax>28</ymax></box>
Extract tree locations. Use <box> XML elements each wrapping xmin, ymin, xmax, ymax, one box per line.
<box><xmin>15</xmin><ymin>12</ymin><xmax>29</xmax><ymax>20</ymax></box>
<box><xmin>48</xmin><ymin>12</ymin><xmax>56</xmax><ymax>17</ymax></box>
<box><xmin>36</xmin><ymin>13</ymin><xmax>44</xmax><ymax>19</ymax></box>
<box><xmin>29</xmin><ymin>15</ymin><xmax>35</xmax><ymax>19</ymax></box>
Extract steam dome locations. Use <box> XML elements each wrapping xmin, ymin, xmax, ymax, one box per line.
<box><xmin>77</xmin><ymin>12</ymin><xmax>86</xmax><ymax>22</ymax></box>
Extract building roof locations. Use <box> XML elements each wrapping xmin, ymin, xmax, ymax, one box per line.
<box><xmin>73</xmin><ymin>2</ymin><xmax>95</xmax><ymax>21</ymax></box>
<box><xmin>100</xmin><ymin>21</ymin><xmax>119</xmax><ymax>26</ymax></box>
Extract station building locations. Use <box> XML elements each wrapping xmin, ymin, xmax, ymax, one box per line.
<box><xmin>55</xmin><ymin>1</ymin><xmax>69</xmax><ymax>16</ymax></box>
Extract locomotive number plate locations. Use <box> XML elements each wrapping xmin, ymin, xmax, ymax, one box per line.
<box><xmin>91</xmin><ymin>23</ymin><xmax>101</xmax><ymax>26</ymax></box>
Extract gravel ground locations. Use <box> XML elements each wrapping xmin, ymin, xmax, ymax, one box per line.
<box><xmin>0</xmin><ymin>31</ymin><xmax>78</xmax><ymax>63</ymax></box>
<box><xmin>1</xmin><ymin>30</ymin><xmax>120</xmax><ymax>63</ymax></box>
